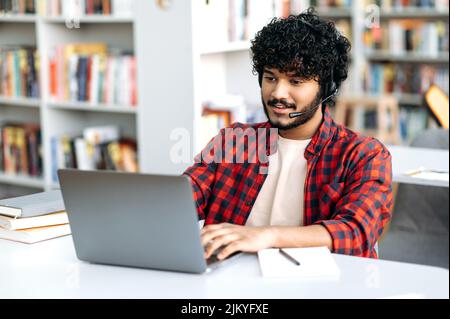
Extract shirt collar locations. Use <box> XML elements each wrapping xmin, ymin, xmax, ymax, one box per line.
<box><xmin>262</xmin><ymin>106</ymin><xmax>336</xmax><ymax>159</ymax></box>
<box><xmin>305</xmin><ymin>107</ymin><xmax>336</xmax><ymax>158</ymax></box>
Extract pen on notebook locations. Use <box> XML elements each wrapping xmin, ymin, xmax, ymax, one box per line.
<box><xmin>279</xmin><ymin>248</ymin><xmax>301</xmax><ymax>266</ymax></box>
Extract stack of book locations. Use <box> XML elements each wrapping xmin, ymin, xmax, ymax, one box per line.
<box><xmin>0</xmin><ymin>46</ymin><xmax>40</xmax><ymax>99</ymax></box>
<box><xmin>0</xmin><ymin>0</ymin><xmax>36</xmax><ymax>14</ymax></box>
<box><xmin>48</xmin><ymin>43</ymin><xmax>137</xmax><ymax>107</ymax></box>
<box><xmin>0</xmin><ymin>190</ymin><xmax>71</xmax><ymax>244</ymax></box>
<box><xmin>0</xmin><ymin>122</ymin><xmax>43</xmax><ymax>178</ymax></box>
<box><xmin>50</xmin><ymin>125</ymin><xmax>138</xmax><ymax>183</ymax></box>
<box><xmin>38</xmin><ymin>0</ymin><xmax>134</xmax><ymax>17</ymax></box>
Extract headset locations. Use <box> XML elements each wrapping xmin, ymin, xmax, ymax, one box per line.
<box><xmin>257</xmin><ymin>17</ymin><xmax>339</xmax><ymax>118</ymax></box>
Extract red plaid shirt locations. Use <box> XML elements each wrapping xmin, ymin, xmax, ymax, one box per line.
<box><xmin>183</xmin><ymin>108</ymin><xmax>393</xmax><ymax>258</ymax></box>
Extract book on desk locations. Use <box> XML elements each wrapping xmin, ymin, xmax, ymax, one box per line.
<box><xmin>0</xmin><ymin>190</ymin><xmax>71</xmax><ymax>244</ymax></box>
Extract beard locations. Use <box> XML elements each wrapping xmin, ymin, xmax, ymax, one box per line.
<box><xmin>262</xmin><ymin>91</ymin><xmax>322</xmax><ymax>130</ymax></box>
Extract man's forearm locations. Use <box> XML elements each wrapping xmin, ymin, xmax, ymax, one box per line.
<box><xmin>269</xmin><ymin>225</ymin><xmax>333</xmax><ymax>251</ymax></box>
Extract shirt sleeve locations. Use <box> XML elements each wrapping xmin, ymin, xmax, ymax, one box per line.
<box><xmin>315</xmin><ymin>139</ymin><xmax>393</xmax><ymax>257</ymax></box>
<box><xmin>182</xmin><ymin>129</ymin><xmax>224</xmax><ymax>220</ymax></box>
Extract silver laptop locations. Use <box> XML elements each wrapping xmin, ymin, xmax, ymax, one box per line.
<box><xmin>58</xmin><ymin>169</ymin><xmax>238</xmax><ymax>274</ymax></box>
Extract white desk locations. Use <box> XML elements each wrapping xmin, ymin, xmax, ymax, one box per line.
<box><xmin>388</xmin><ymin>145</ymin><xmax>449</xmax><ymax>188</ymax></box>
<box><xmin>0</xmin><ymin>236</ymin><xmax>448</xmax><ymax>299</ymax></box>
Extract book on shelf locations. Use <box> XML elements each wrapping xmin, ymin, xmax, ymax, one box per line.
<box><xmin>200</xmin><ymin>0</ymin><xmax>352</xmax><ymax>50</ymax></box>
<box><xmin>363</xmin><ymin>63</ymin><xmax>449</xmax><ymax>97</ymax></box>
<box><xmin>51</xmin><ymin>125</ymin><xmax>138</xmax><ymax>183</ymax></box>
<box><xmin>37</xmin><ymin>0</ymin><xmax>134</xmax><ymax>17</ymax></box>
<box><xmin>0</xmin><ymin>122</ymin><xmax>42</xmax><ymax>178</ymax></box>
<box><xmin>198</xmin><ymin>94</ymin><xmax>251</xmax><ymax>150</ymax></box>
<box><xmin>399</xmin><ymin>107</ymin><xmax>429</xmax><ymax>143</ymax></box>
<box><xmin>0</xmin><ymin>211</ymin><xmax>68</xmax><ymax>230</ymax></box>
<box><xmin>368</xmin><ymin>0</ymin><xmax>449</xmax><ymax>10</ymax></box>
<box><xmin>0</xmin><ymin>0</ymin><xmax>35</xmax><ymax>14</ymax></box>
<box><xmin>0</xmin><ymin>223</ymin><xmax>71</xmax><ymax>244</ymax></box>
<box><xmin>0</xmin><ymin>190</ymin><xmax>64</xmax><ymax>218</ymax></box>
<box><xmin>291</xmin><ymin>0</ymin><xmax>352</xmax><ymax>12</ymax></box>
<box><xmin>0</xmin><ymin>46</ymin><xmax>40</xmax><ymax>99</ymax></box>
<box><xmin>48</xmin><ymin>43</ymin><xmax>137</xmax><ymax>107</ymax></box>
<box><xmin>364</xmin><ymin>20</ymin><xmax>449</xmax><ymax>56</ymax></box>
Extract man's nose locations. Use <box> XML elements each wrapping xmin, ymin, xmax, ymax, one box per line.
<box><xmin>271</xmin><ymin>81</ymin><xmax>290</xmax><ymax>101</ymax></box>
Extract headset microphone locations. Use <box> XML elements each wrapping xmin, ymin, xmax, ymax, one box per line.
<box><xmin>288</xmin><ymin>85</ymin><xmax>338</xmax><ymax>119</ymax></box>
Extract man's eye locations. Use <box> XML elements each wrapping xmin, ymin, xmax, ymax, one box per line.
<box><xmin>264</xmin><ymin>76</ymin><xmax>275</xmax><ymax>81</ymax></box>
<box><xmin>291</xmin><ymin>80</ymin><xmax>303</xmax><ymax>85</ymax></box>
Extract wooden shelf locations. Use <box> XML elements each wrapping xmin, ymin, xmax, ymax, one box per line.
<box><xmin>41</xmin><ymin>15</ymin><xmax>134</xmax><ymax>24</ymax></box>
<box><xmin>0</xmin><ymin>96</ymin><xmax>41</xmax><ymax>108</ymax></box>
<box><xmin>201</xmin><ymin>40</ymin><xmax>251</xmax><ymax>55</ymax></box>
<box><xmin>0</xmin><ymin>173</ymin><xmax>45</xmax><ymax>188</ymax></box>
<box><xmin>0</xmin><ymin>14</ymin><xmax>37</xmax><ymax>22</ymax></box>
<box><xmin>316</xmin><ymin>8</ymin><xmax>352</xmax><ymax>19</ymax></box>
<box><xmin>366</xmin><ymin>51</ymin><xmax>449</xmax><ymax>64</ymax></box>
<box><xmin>396</xmin><ymin>94</ymin><xmax>423</xmax><ymax>106</ymax></box>
<box><xmin>380</xmin><ymin>9</ymin><xmax>449</xmax><ymax>19</ymax></box>
<box><xmin>344</xmin><ymin>93</ymin><xmax>423</xmax><ymax>106</ymax></box>
<box><xmin>47</xmin><ymin>101</ymin><xmax>137</xmax><ymax>114</ymax></box>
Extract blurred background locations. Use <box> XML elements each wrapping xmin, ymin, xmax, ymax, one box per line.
<box><xmin>0</xmin><ymin>0</ymin><xmax>448</xmax><ymax>268</ymax></box>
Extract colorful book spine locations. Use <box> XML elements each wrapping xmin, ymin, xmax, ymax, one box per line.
<box><xmin>364</xmin><ymin>21</ymin><xmax>449</xmax><ymax>55</ymax></box>
<box><xmin>50</xmin><ymin>127</ymin><xmax>138</xmax><ymax>183</ymax></box>
<box><xmin>364</xmin><ymin>63</ymin><xmax>449</xmax><ymax>96</ymax></box>
<box><xmin>48</xmin><ymin>44</ymin><xmax>137</xmax><ymax>107</ymax></box>
<box><xmin>0</xmin><ymin>47</ymin><xmax>39</xmax><ymax>99</ymax></box>
<box><xmin>0</xmin><ymin>124</ymin><xmax>42</xmax><ymax>178</ymax></box>
<box><xmin>0</xmin><ymin>0</ymin><xmax>36</xmax><ymax>14</ymax></box>
<box><xmin>37</xmin><ymin>0</ymin><xmax>133</xmax><ymax>17</ymax></box>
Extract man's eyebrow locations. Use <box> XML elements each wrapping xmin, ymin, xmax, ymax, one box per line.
<box><xmin>286</xmin><ymin>72</ymin><xmax>302</xmax><ymax>78</ymax></box>
<box><xmin>264</xmin><ymin>69</ymin><xmax>302</xmax><ymax>78</ymax></box>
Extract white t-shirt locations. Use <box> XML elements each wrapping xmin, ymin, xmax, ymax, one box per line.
<box><xmin>246</xmin><ymin>135</ymin><xmax>311</xmax><ymax>227</ymax></box>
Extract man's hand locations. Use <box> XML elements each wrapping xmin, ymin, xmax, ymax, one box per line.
<box><xmin>201</xmin><ymin>223</ymin><xmax>275</xmax><ymax>260</ymax></box>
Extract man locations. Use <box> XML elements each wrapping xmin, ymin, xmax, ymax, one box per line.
<box><xmin>183</xmin><ymin>9</ymin><xmax>393</xmax><ymax>261</ymax></box>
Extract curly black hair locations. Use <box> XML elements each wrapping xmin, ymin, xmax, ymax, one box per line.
<box><xmin>250</xmin><ymin>7</ymin><xmax>351</xmax><ymax>107</ymax></box>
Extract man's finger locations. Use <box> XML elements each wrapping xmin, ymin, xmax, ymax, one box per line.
<box><xmin>204</xmin><ymin>234</ymin><xmax>240</xmax><ymax>259</ymax></box>
<box><xmin>218</xmin><ymin>241</ymin><xmax>242</xmax><ymax>260</ymax></box>
<box><xmin>200</xmin><ymin>227</ymin><xmax>234</xmax><ymax>247</ymax></box>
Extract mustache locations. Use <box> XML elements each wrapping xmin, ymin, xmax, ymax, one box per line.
<box><xmin>267</xmin><ymin>99</ymin><xmax>296</xmax><ymax>109</ymax></box>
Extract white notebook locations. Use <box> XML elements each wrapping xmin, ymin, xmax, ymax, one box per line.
<box><xmin>258</xmin><ymin>247</ymin><xmax>340</xmax><ymax>278</ymax></box>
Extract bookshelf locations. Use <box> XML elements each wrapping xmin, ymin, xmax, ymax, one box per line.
<box><xmin>47</xmin><ymin>101</ymin><xmax>137</xmax><ymax>114</ymax></box>
<box><xmin>379</xmin><ymin>9</ymin><xmax>449</xmax><ymax>19</ymax></box>
<box><xmin>0</xmin><ymin>96</ymin><xmax>40</xmax><ymax>107</ymax></box>
<box><xmin>366</xmin><ymin>51</ymin><xmax>449</xmax><ymax>64</ymax></box>
<box><xmin>196</xmin><ymin>0</ymin><xmax>449</xmax><ymax>150</ymax></box>
<box><xmin>0</xmin><ymin>1</ymin><xmax>152</xmax><ymax>191</ymax></box>
<box><xmin>0</xmin><ymin>14</ymin><xmax>36</xmax><ymax>22</ymax></box>
<box><xmin>0</xmin><ymin>172</ymin><xmax>44</xmax><ymax>188</ymax></box>
<box><xmin>42</xmin><ymin>15</ymin><xmax>134</xmax><ymax>23</ymax></box>
<box><xmin>0</xmin><ymin>0</ymin><xmax>449</xmax><ymax>192</ymax></box>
